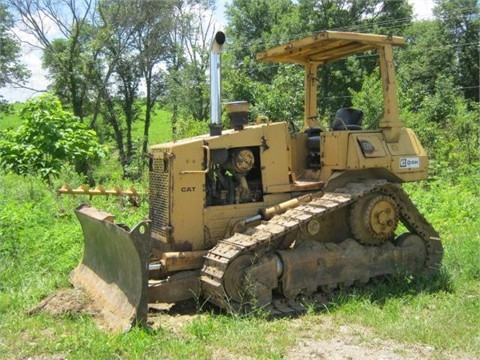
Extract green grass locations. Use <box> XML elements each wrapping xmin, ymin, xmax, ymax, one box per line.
<box><xmin>0</xmin><ymin>103</ymin><xmax>23</xmax><ymax>130</ymax></box>
<box><xmin>0</xmin><ymin>169</ymin><xmax>479</xmax><ymax>359</ymax></box>
<box><xmin>92</xmin><ymin>107</ymin><xmax>173</xmax><ymax>180</ymax></box>
<box><xmin>136</xmin><ymin>108</ymin><xmax>173</xmax><ymax>145</ymax></box>
<box><xmin>0</xmin><ymin>312</ymin><xmax>293</xmax><ymax>359</ymax></box>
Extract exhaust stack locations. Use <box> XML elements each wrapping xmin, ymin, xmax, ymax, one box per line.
<box><xmin>210</xmin><ymin>31</ymin><xmax>226</xmax><ymax>136</ymax></box>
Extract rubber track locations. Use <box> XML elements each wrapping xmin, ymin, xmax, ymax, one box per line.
<box><xmin>200</xmin><ymin>179</ymin><xmax>443</xmax><ymax>314</ymax></box>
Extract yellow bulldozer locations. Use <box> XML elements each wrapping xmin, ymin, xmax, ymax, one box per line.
<box><xmin>65</xmin><ymin>31</ymin><xmax>443</xmax><ymax>332</ymax></box>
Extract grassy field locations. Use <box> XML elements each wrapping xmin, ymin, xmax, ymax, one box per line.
<box><xmin>93</xmin><ymin>107</ymin><xmax>173</xmax><ymax>180</ymax></box>
<box><xmin>135</xmin><ymin>108</ymin><xmax>173</xmax><ymax>145</ymax></box>
<box><xmin>1</xmin><ymin>102</ymin><xmax>479</xmax><ymax>359</ymax></box>
<box><xmin>0</xmin><ymin>169</ymin><xmax>479</xmax><ymax>359</ymax></box>
<box><xmin>0</xmin><ymin>103</ymin><xmax>23</xmax><ymax>131</ymax></box>
<box><xmin>0</xmin><ymin>102</ymin><xmax>172</xmax><ymax>143</ymax></box>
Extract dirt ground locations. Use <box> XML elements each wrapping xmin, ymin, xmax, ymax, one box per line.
<box><xmin>30</xmin><ymin>288</ymin><xmax>476</xmax><ymax>360</ymax></box>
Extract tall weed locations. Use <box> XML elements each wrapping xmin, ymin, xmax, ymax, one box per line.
<box><xmin>0</xmin><ymin>174</ymin><xmax>77</xmax><ymax>309</ymax></box>
<box><xmin>405</xmin><ymin>173</ymin><xmax>480</xmax><ymax>282</ymax></box>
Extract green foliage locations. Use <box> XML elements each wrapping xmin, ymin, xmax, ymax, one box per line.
<box><xmin>397</xmin><ymin>20</ymin><xmax>456</xmax><ymax>111</ymax></box>
<box><xmin>225</xmin><ymin>0</ymin><xmax>296</xmax><ymax>70</ymax></box>
<box><xmin>224</xmin><ymin>0</ymin><xmax>300</xmax><ymax>114</ymax></box>
<box><xmin>406</xmin><ymin>176</ymin><xmax>480</xmax><ymax>281</ymax></box>
<box><xmin>0</xmin><ymin>174</ymin><xmax>78</xmax><ymax>309</ymax></box>
<box><xmin>403</xmin><ymin>87</ymin><xmax>480</xmax><ymax>178</ymax></box>
<box><xmin>419</xmin><ymin>75</ymin><xmax>458</xmax><ymax>124</ymax></box>
<box><xmin>297</xmin><ymin>0</ymin><xmax>413</xmax><ymax>34</ymax></box>
<box><xmin>174</xmin><ymin>116</ymin><xmax>210</xmax><ymax>139</ymax></box>
<box><xmin>434</xmin><ymin>0</ymin><xmax>480</xmax><ymax>102</ymax></box>
<box><xmin>165</xmin><ymin>46</ymin><xmax>209</xmax><ymax>123</ymax></box>
<box><xmin>349</xmin><ymin>69</ymin><xmax>383</xmax><ymax>129</ymax></box>
<box><xmin>225</xmin><ymin>63</ymin><xmax>305</xmax><ymax>127</ymax></box>
<box><xmin>0</xmin><ymin>4</ymin><xmax>29</xmax><ymax>91</ymax></box>
<box><xmin>42</xmin><ymin>34</ymin><xmax>98</xmax><ymax>118</ymax></box>
<box><xmin>447</xmin><ymin>101</ymin><xmax>480</xmax><ymax>166</ymax></box>
<box><xmin>0</xmin><ymin>94</ymin><xmax>105</xmax><ymax>181</ymax></box>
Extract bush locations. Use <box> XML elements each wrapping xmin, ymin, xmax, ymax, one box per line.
<box><xmin>0</xmin><ymin>94</ymin><xmax>105</xmax><ymax>181</ymax></box>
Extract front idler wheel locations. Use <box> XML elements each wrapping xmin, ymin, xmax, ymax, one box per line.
<box><xmin>223</xmin><ymin>254</ymin><xmax>255</xmax><ymax>305</ymax></box>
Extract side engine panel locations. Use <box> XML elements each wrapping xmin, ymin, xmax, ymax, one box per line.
<box><xmin>149</xmin><ymin>122</ymin><xmax>295</xmax><ymax>252</ymax></box>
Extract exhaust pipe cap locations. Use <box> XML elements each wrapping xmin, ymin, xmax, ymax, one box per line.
<box><xmin>212</xmin><ymin>31</ymin><xmax>226</xmax><ymax>53</ymax></box>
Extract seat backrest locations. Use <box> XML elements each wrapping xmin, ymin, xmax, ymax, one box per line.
<box><xmin>304</xmin><ymin>127</ymin><xmax>321</xmax><ymax>151</ymax></box>
<box><xmin>331</xmin><ymin>108</ymin><xmax>363</xmax><ymax>131</ymax></box>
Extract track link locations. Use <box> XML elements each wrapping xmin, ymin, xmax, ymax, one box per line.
<box><xmin>200</xmin><ymin>180</ymin><xmax>443</xmax><ymax>314</ymax></box>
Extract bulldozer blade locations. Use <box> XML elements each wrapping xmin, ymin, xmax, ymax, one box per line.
<box><xmin>70</xmin><ymin>205</ymin><xmax>151</xmax><ymax>332</ymax></box>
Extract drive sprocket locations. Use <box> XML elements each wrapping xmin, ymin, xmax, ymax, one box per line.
<box><xmin>349</xmin><ymin>193</ymin><xmax>399</xmax><ymax>245</ymax></box>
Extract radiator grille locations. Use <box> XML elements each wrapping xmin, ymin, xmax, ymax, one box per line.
<box><xmin>149</xmin><ymin>157</ymin><xmax>171</xmax><ymax>238</ymax></box>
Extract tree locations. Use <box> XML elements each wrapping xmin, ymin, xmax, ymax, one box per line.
<box><xmin>7</xmin><ymin>0</ymin><xmax>99</xmax><ymax>120</ymax></box>
<box><xmin>297</xmin><ymin>0</ymin><xmax>412</xmax><ymax>34</ymax></box>
<box><xmin>41</xmin><ymin>24</ymin><xmax>103</xmax><ymax>120</ymax></box>
<box><xmin>349</xmin><ymin>69</ymin><xmax>384</xmax><ymax>129</ymax></box>
<box><xmin>0</xmin><ymin>3</ymin><xmax>29</xmax><ymax>109</ymax></box>
<box><xmin>224</xmin><ymin>0</ymin><xmax>414</xmax><ymax>122</ymax></box>
<box><xmin>93</xmin><ymin>0</ymin><xmax>146</xmax><ymax>174</ymax></box>
<box><xmin>164</xmin><ymin>0</ymin><xmax>217</xmax><ymax>137</ymax></box>
<box><xmin>130</xmin><ymin>0</ymin><xmax>176</xmax><ymax>153</ymax></box>
<box><xmin>224</xmin><ymin>0</ymin><xmax>299</xmax><ymax>120</ymax></box>
<box><xmin>396</xmin><ymin>20</ymin><xmax>456</xmax><ymax>112</ymax></box>
<box><xmin>434</xmin><ymin>0</ymin><xmax>479</xmax><ymax>102</ymax></box>
<box><xmin>0</xmin><ymin>94</ymin><xmax>104</xmax><ymax>181</ymax></box>
<box><xmin>7</xmin><ymin>0</ymin><xmax>221</xmax><ymax>172</ymax></box>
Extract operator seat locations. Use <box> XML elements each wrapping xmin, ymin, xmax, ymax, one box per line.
<box><xmin>305</xmin><ymin>127</ymin><xmax>321</xmax><ymax>169</ymax></box>
<box><xmin>331</xmin><ymin>108</ymin><xmax>363</xmax><ymax>131</ymax></box>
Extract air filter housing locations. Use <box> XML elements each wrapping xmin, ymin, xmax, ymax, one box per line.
<box><xmin>226</xmin><ymin>101</ymin><xmax>249</xmax><ymax>130</ymax></box>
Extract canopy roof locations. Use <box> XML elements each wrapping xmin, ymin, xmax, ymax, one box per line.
<box><xmin>256</xmin><ymin>31</ymin><xmax>405</xmax><ymax>65</ymax></box>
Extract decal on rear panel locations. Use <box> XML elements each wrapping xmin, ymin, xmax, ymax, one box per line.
<box><xmin>399</xmin><ymin>157</ymin><xmax>420</xmax><ymax>168</ymax></box>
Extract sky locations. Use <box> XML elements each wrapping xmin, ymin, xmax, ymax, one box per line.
<box><xmin>1</xmin><ymin>0</ymin><xmax>435</xmax><ymax>103</ymax></box>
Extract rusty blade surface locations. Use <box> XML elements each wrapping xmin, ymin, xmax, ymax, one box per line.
<box><xmin>70</xmin><ymin>205</ymin><xmax>150</xmax><ymax>332</ymax></box>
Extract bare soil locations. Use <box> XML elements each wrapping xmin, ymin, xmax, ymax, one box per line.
<box><xmin>31</xmin><ymin>288</ymin><xmax>476</xmax><ymax>360</ymax></box>
<box><xmin>27</xmin><ymin>288</ymin><xmax>94</xmax><ymax>317</ymax></box>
